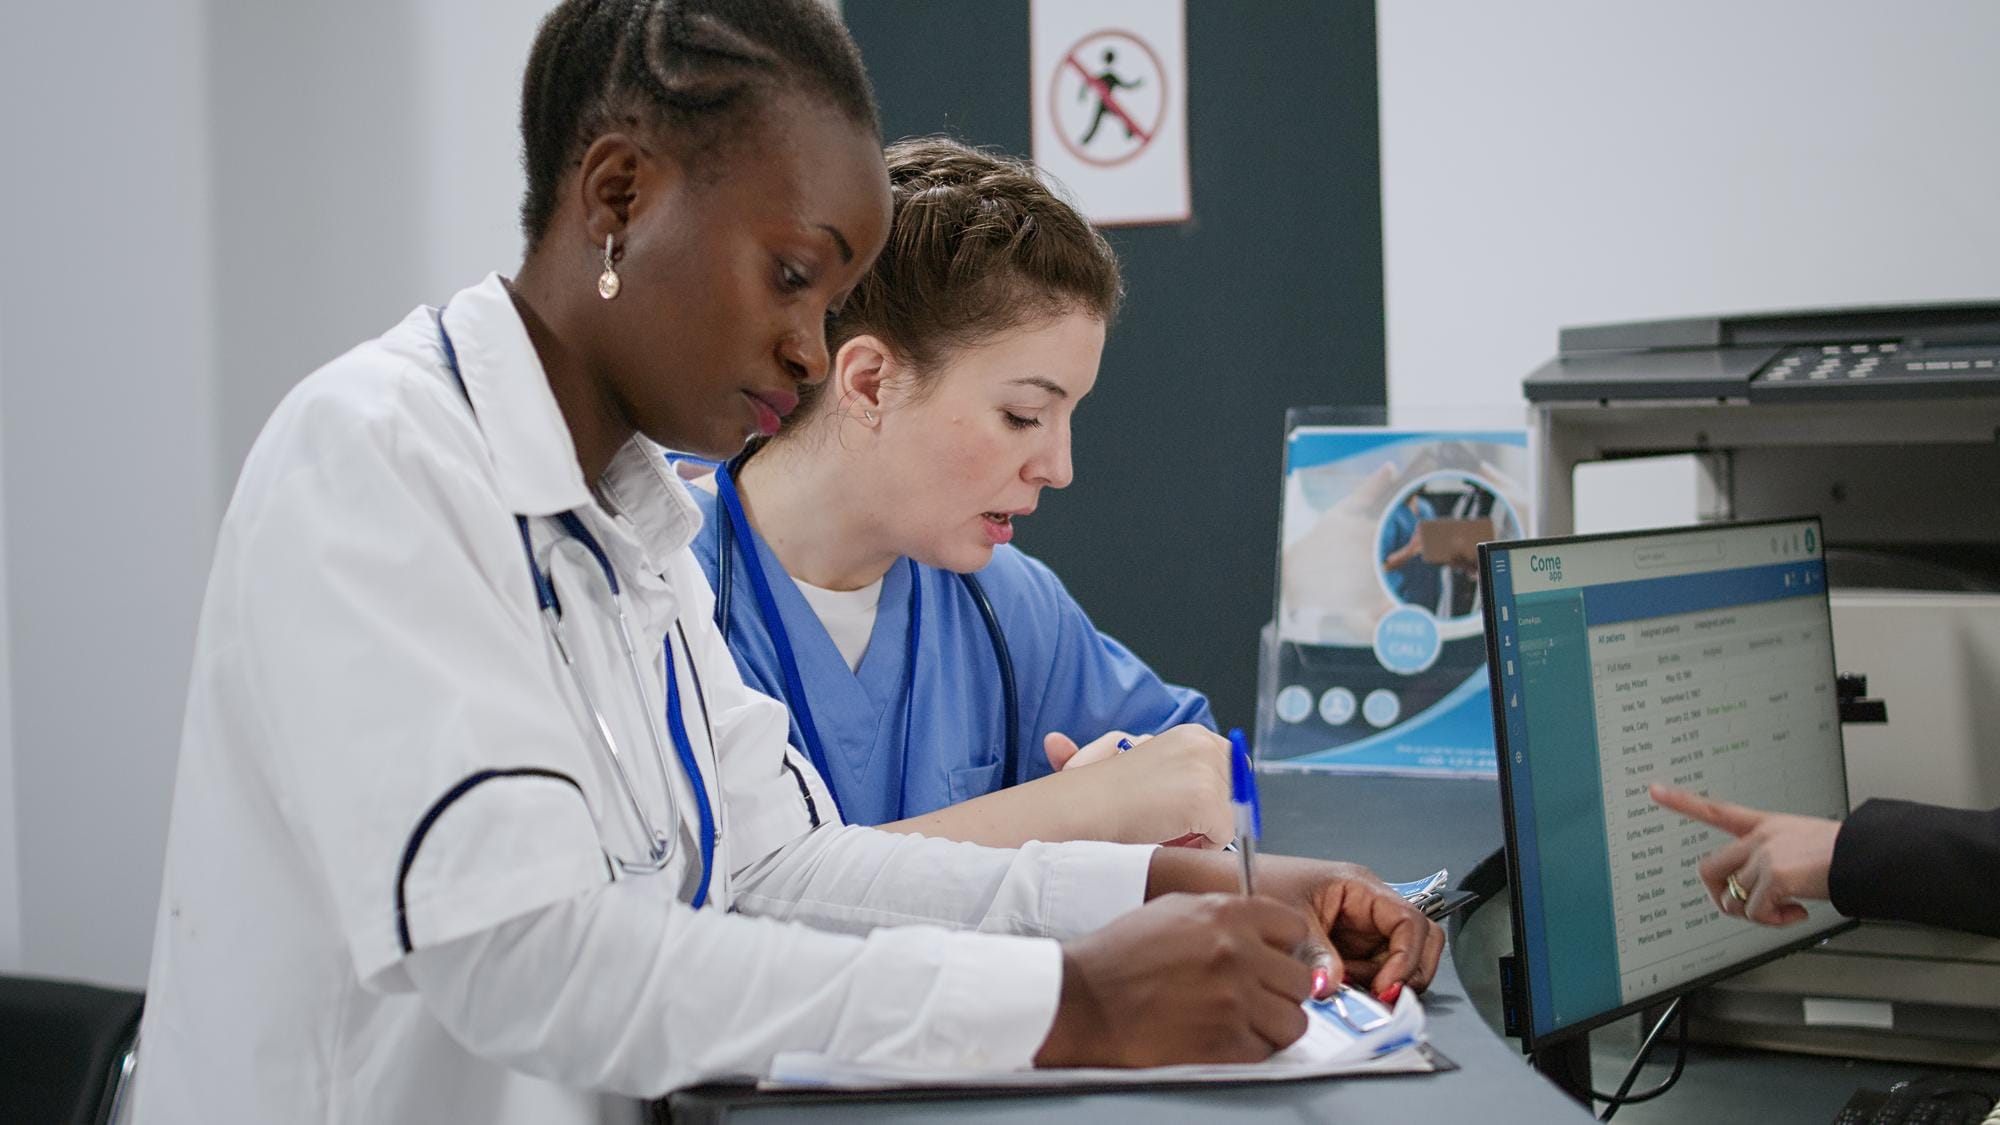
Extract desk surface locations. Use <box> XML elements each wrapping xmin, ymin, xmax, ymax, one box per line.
<box><xmin>668</xmin><ymin>953</ymin><xmax>1593</xmax><ymax>1124</ymax></box>
<box><xmin>1258</xmin><ymin>772</ymin><xmax>1504</xmax><ymax>886</ymax></box>
<box><xmin>666</xmin><ymin>773</ymin><xmax>1969</xmax><ymax>1123</ymax></box>
<box><xmin>668</xmin><ymin>774</ymin><xmax>1598</xmax><ymax>1124</ymax></box>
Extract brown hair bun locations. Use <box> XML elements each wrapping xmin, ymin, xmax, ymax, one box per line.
<box><xmin>785</xmin><ymin>136</ymin><xmax>1122</xmax><ymax>433</ymax></box>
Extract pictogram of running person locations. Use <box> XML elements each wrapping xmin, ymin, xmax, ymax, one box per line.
<box><xmin>1046</xmin><ymin>29</ymin><xmax>1170</xmax><ymax>171</ymax></box>
<box><xmin>1078</xmin><ymin>47</ymin><xmax>1144</xmax><ymax>145</ymax></box>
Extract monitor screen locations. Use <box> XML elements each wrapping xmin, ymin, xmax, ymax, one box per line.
<box><xmin>1480</xmin><ymin>517</ymin><xmax>1852</xmax><ymax>1046</ymax></box>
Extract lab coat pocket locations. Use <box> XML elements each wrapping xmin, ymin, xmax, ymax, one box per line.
<box><xmin>946</xmin><ymin>759</ymin><xmax>1006</xmax><ymax>804</ymax></box>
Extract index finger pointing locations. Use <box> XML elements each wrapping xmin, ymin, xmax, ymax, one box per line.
<box><xmin>1650</xmin><ymin>783</ymin><xmax>1761</xmax><ymax>837</ymax></box>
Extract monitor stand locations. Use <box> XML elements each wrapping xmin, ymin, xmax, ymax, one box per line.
<box><xmin>1535</xmin><ymin>1036</ymin><xmax>1592</xmax><ymax>1105</ymax></box>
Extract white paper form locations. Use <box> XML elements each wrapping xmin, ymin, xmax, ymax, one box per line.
<box><xmin>759</xmin><ymin>987</ymin><xmax>1435</xmax><ymax>1091</ymax></box>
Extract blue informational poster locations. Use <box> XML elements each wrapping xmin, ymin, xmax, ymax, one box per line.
<box><xmin>1258</xmin><ymin>423</ymin><xmax>1531</xmax><ymax>777</ymax></box>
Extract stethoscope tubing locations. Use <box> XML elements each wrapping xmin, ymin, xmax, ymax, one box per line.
<box><xmin>434</xmin><ymin>308</ymin><xmax>714</xmax><ymax>905</ymax></box>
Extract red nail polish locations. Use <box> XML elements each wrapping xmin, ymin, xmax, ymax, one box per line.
<box><xmin>1311</xmin><ymin>967</ymin><xmax>1332</xmax><ymax>999</ymax></box>
<box><xmin>1378</xmin><ymin>981</ymin><xmax>1404</xmax><ymax>1005</ymax></box>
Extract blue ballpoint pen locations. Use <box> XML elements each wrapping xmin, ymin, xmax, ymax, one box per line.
<box><xmin>1228</xmin><ymin>727</ymin><xmax>1260</xmax><ymax>896</ymax></box>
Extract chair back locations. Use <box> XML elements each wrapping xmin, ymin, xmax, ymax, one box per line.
<box><xmin>0</xmin><ymin>975</ymin><xmax>143</xmax><ymax>1125</ymax></box>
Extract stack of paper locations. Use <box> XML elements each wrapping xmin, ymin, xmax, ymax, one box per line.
<box><xmin>761</xmin><ymin>986</ymin><xmax>1437</xmax><ymax>1091</ymax></box>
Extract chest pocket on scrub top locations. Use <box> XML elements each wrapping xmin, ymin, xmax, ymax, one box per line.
<box><xmin>946</xmin><ymin>758</ymin><xmax>1007</xmax><ymax>806</ymax></box>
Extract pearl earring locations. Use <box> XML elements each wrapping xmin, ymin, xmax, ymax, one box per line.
<box><xmin>597</xmin><ymin>234</ymin><xmax>620</xmax><ymax>300</ymax></box>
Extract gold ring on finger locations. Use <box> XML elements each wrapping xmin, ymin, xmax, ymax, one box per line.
<box><xmin>1726</xmin><ymin>874</ymin><xmax>1749</xmax><ymax>903</ymax></box>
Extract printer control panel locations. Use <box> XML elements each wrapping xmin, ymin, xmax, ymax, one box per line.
<box><xmin>1526</xmin><ymin>306</ymin><xmax>2000</xmax><ymax>404</ymax></box>
<box><xmin>1755</xmin><ymin>341</ymin><xmax>2000</xmax><ymax>401</ymax></box>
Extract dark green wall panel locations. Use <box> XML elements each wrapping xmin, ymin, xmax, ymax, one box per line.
<box><xmin>844</xmin><ymin>0</ymin><xmax>1385</xmax><ymax>731</ymax></box>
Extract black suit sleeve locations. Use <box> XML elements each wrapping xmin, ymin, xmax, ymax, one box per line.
<box><xmin>1827</xmin><ymin>798</ymin><xmax>2000</xmax><ymax>937</ymax></box>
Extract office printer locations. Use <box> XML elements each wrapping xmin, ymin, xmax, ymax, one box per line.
<box><xmin>1527</xmin><ymin>303</ymin><xmax>2000</xmax><ymax>1067</ymax></box>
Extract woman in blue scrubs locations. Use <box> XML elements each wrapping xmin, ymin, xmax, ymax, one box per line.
<box><xmin>687</xmin><ymin>138</ymin><xmax>1229</xmax><ymax>848</ymax></box>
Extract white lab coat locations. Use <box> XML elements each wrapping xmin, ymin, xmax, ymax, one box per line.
<box><xmin>132</xmin><ymin>274</ymin><xmax>1154</xmax><ymax>1124</ymax></box>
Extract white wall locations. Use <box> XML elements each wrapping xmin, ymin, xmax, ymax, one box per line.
<box><xmin>0</xmin><ymin>0</ymin><xmax>218</xmax><ymax>987</ymax></box>
<box><xmin>0</xmin><ymin>0</ymin><xmax>545</xmax><ymax>989</ymax></box>
<box><xmin>209</xmin><ymin>0</ymin><xmax>425</xmax><ymax>477</ymax></box>
<box><xmin>0</xmin><ymin>320</ymin><xmax>18</xmax><ymax>974</ymax></box>
<box><xmin>1379</xmin><ymin>1</ymin><xmax>2000</xmax><ymax>412</ymax></box>
<box><xmin>208</xmin><ymin>0</ymin><xmax>548</xmax><ymax>481</ymax></box>
<box><xmin>412</xmin><ymin>1</ymin><xmax>558</xmax><ymax>305</ymax></box>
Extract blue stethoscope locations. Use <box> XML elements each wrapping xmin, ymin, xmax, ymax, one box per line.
<box><xmin>436</xmin><ymin>311</ymin><xmax>715</xmax><ymax>907</ymax></box>
<box><xmin>711</xmin><ymin>453</ymin><xmax>1019</xmax><ymax>820</ymax></box>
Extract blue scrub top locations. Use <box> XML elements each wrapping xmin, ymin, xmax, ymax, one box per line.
<box><xmin>687</xmin><ymin>486</ymin><xmax>1214</xmax><ymax>826</ymax></box>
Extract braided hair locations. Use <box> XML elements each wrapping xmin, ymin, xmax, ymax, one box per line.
<box><xmin>518</xmin><ymin>0</ymin><xmax>878</xmax><ymax>250</ymax></box>
<box><xmin>766</xmin><ymin>137</ymin><xmax>1120</xmax><ymax>435</ymax></box>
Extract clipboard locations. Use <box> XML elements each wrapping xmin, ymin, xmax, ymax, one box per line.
<box><xmin>761</xmin><ymin>988</ymin><xmax>1447</xmax><ymax>1092</ymax></box>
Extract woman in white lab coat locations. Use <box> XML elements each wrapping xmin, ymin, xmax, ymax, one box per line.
<box><xmin>134</xmin><ymin>2</ymin><xmax>1442</xmax><ymax>1122</ymax></box>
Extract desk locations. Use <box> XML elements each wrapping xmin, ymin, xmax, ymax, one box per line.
<box><xmin>666</xmin><ymin>953</ymin><xmax>1592</xmax><ymax>1124</ymax></box>
<box><xmin>1257</xmin><ymin>772</ymin><xmax>1504</xmax><ymax>883</ymax></box>
<box><xmin>665</xmin><ymin>774</ymin><xmax>1974</xmax><ymax>1123</ymax></box>
<box><xmin>667</xmin><ymin>775</ymin><xmax>1593</xmax><ymax>1124</ymax></box>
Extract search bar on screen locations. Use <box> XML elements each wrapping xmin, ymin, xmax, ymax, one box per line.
<box><xmin>1633</xmin><ymin>541</ymin><xmax>1724</xmax><ymax>570</ymax></box>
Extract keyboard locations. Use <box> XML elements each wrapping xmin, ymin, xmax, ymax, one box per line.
<box><xmin>1831</xmin><ymin>1080</ymin><xmax>1999</xmax><ymax>1125</ymax></box>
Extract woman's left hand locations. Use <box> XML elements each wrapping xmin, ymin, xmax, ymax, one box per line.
<box><xmin>1141</xmin><ymin>851</ymin><xmax>1444</xmax><ymax>1001</ymax></box>
<box><xmin>1260</xmin><ymin>856</ymin><xmax>1445</xmax><ymax>999</ymax></box>
<box><xmin>1043</xmin><ymin>729</ymin><xmax>1151</xmax><ymax>772</ymax></box>
<box><xmin>1045</xmin><ymin>730</ymin><xmax>1215</xmax><ymax>846</ymax></box>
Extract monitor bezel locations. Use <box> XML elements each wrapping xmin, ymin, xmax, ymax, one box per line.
<box><xmin>1477</xmin><ymin>515</ymin><xmax>1858</xmax><ymax>1052</ymax></box>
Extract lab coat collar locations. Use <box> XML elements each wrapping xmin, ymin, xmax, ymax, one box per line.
<box><xmin>602</xmin><ymin>436</ymin><xmax>702</xmax><ymax>564</ymax></box>
<box><xmin>438</xmin><ymin>273</ymin><xmax>592</xmax><ymax>519</ymax></box>
<box><xmin>437</xmin><ymin>273</ymin><xmax>703</xmax><ymax>563</ymax></box>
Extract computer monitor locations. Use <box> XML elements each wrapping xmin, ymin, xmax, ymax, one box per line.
<box><xmin>1479</xmin><ymin>517</ymin><xmax>1855</xmax><ymax>1049</ymax></box>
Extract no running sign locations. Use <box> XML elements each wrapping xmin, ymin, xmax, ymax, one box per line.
<box><xmin>1031</xmin><ymin>0</ymin><xmax>1190</xmax><ymax>226</ymax></box>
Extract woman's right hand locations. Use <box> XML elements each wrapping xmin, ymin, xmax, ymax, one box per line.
<box><xmin>1043</xmin><ymin>724</ymin><xmax>1232</xmax><ymax>848</ymax></box>
<box><xmin>1036</xmin><ymin>893</ymin><xmax>1314</xmax><ymax>1067</ymax></box>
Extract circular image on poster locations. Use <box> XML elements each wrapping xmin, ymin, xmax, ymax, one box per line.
<box><xmin>1362</xmin><ymin>689</ymin><xmax>1402</xmax><ymax>729</ymax></box>
<box><xmin>1319</xmin><ymin>687</ymin><xmax>1357</xmax><ymax>727</ymax></box>
<box><xmin>1375</xmin><ymin>470</ymin><xmax>1522</xmax><ymax>629</ymax></box>
<box><xmin>1275</xmin><ymin>685</ymin><xmax>1314</xmax><ymax>724</ymax></box>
